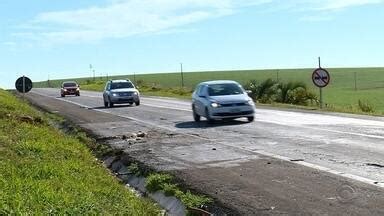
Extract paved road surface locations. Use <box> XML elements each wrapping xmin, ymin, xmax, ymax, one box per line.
<box><xmin>26</xmin><ymin>88</ymin><xmax>384</xmax><ymax>215</ymax></box>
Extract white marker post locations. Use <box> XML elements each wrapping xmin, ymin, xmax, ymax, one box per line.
<box><xmin>312</xmin><ymin>57</ymin><xmax>330</xmax><ymax>109</ymax></box>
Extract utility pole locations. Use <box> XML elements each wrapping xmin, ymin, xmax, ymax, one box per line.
<box><xmin>318</xmin><ymin>57</ymin><xmax>323</xmax><ymax>109</ymax></box>
<box><xmin>180</xmin><ymin>63</ymin><xmax>184</xmax><ymax>88</ymax></box>
<box><xmin>90</xmin><ymin>64</ymin><xmax>95</xmax><ymax>81</ymax></box>
<box><xmin>276</xmin><ymin>69</ymin><xmax>279</xmax><ymax>82</ymax></box>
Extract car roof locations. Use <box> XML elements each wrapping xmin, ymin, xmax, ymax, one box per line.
<box><xmin>62</xmin><ymin>81</ymin><xmax>78</xmax><ymax>84</ymax></box>
<box><xmin>199</xmin><ymin>80</ymin><xmax>240</xmax><ymax>85</ymax></box>
<box><xmin>109</xmin><ymin>79</ymin><xmax>132</xmax><ymax>83</ymax></box>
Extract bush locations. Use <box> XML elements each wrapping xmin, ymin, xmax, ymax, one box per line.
<box><xmin>358</xmin><ymin>100</ymin><xmax>375</xmax><ymax>113</ymax></box>
<box><xmin>244</xmin><ymin>79</ymin><xmax>277</xmax><ymax>103</ymax></box>
<box><xmin>145</xmin><ymin>173</ymin><xmax>173</xmax><ymax>192</ymax></box>
<box><xmin>245</xmin><ymin>79</ymin><xmax>317</xmax><ymax>106</ymax></box>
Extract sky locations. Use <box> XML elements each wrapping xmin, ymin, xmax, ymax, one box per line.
<box><xmin>1</xmin><ymin>0</ymin><xmax>384</xmax><ymax>89</ymax></box>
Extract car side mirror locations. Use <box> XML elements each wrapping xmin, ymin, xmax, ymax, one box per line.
<box><xmin>198</xmin><ymin>94</ymin><xmax>206</xmax><ymax>98</ymax></box>
<box><xmin>245</xmin><ymin>90</ymin><xmax>252</xmax><ymax>95</ymax></box>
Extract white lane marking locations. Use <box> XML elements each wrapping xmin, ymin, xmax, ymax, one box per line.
<box><xmin>256</xmin><ymin>150</ymin><xmax>384</xmax><ymax>188</ymax></box>
<box><xmin>258</xmin><ymin>119</ymin><xmax>384</xmax><ymax>140</ymax></box>
<box><xmin>32</xmin><ymin>90</ymin><xmax>384</xmax><ymax>188</ymax></box>
<box><xmin>141</xmin><ymin>103</ymin><xmax>191</xmax><ymax>112</ymax></box>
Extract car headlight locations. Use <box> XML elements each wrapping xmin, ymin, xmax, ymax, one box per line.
<box><xmin>133</xmin><ymin>92</ymin><xmax>138</xmax><ymax>95</ymax></box>
<box><xmin>211</xmin><ymin>102</ymin><xmax>220</xmax><ymax>108</ymax></box>
<box><xmin>112</xmin><ymin>93</ymin><xmax>118</xmax><ymax>97</ymax></box>
<box><xmin>64</xmin><ymin>89</ymin><xmax>67</xmax><ymax>92</ymax></box>
<box><xmin>246</xmin><ymin>99</ymin><xmax>254</xmax><ymax>106</ymax></box>
<box><xmin>76</xmin><ymin>88</ymin><xmax>80</xmax><ymax>91</ymax></box>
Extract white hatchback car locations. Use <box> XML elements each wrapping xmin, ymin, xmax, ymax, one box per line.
<box><xmin>192</xmin><ymin>80</ymin><xmax>255</xmax><ymax>123</ymax></box>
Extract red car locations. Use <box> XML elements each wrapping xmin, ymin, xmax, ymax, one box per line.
<box><xmin>61</xmin><ymin>81</ymin><xmax>80</xmax><ymax>97</ymax></box>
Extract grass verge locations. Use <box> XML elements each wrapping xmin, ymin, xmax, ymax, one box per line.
<box><xmin>0</xmin><ymin>89</ymin><xmax>160</xmax><ymax>215</ymax></box>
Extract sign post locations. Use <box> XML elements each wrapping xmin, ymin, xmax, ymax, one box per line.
<box><xmin>312</xmin><ymin>57</ymin><xmax>330</xmax><ymax>109</ymax></box>
<box><xmin>15</xmin><ymin>76</ymin><xmax>33</xmax><ymax>100</ymax></box>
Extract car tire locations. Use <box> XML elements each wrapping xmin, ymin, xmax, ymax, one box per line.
<box><xmin>76</xmin><ymin>93</ymin><xmax>80</xmax><ymax>96</ymax></box>
<box><xmin>205</xmin><ymin>107</ymin><xmax>214</xmax><ymax>124</ymax></box>
<box><xmin>192</xmin><ymin>105</ymin><xmax>200</xmax><ymax>122</ymax></box>
<box><xmin>104</xmin><ymin>101</ymin><xmax>109</xmax><ymax>108</ymax></box>
<box><xmin>247</xmin><ymin>116</ymin><xmax>254</xmax><ymax>122</ymax></box>
<box><xmin>61</xmin><ymin>94</ymin><xmax>65</xmax><ymax>97</ymax></box>
<box><xmin>135</xmin><ymin>100</ymin><xmax>140</xmax><ymax>106</ymax></box>
<box><xmin>109</xmin><ymin>102</ymin><xmax>114</xmax><ymax>108</ymax></box>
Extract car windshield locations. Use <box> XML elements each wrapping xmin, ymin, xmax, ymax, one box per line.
<box><xmin>110</xmin><ymin>82</ymin><xmax>134</xmax><ymax>89</ymax></box>
<box><xmin>63</xmin><ymin>82</ymin><xmax>77</xmax><ymax>87</ymax></box>
<box><xmin>207</xmin><ymin>83</ymin><xmax>244</xmax><ymax>96</ymax></box>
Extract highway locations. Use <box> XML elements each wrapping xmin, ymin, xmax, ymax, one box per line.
<box><xmin>27</xmin><ymin>88</ymin><xmax>384</xmax><ymax>215</ymax></box>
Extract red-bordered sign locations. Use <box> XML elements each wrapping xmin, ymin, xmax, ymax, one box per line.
<box><xmin>312</xmin><ymin>68</ymin><xmax>330</xmax><ymax>88</ymax></box>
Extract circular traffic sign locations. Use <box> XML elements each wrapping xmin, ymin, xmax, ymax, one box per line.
<box><xmin>312</xmin><ymin>68</ymin><xmax>330</xmax><ymax>88</ymax></box>
<box><xmin>15</xmin><ymin>76</ymin><xmax>33</xmax><ymax>93</ymax></box>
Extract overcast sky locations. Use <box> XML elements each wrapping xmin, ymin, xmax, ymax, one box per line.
<box><xmin>1</xmin><ymin>0</ymin><xmax>384</xmax><ymax>89</ymax></box>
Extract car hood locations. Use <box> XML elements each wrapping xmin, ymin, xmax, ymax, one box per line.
<box><xmin>110</xmin><ymin>88</ymin><xmax>138</xmax><ymax>93</ymax></box>
<box><xmin>208</xmin><ymin>94</ymin><xmax>250</xmax><ymax>103</ymax></box>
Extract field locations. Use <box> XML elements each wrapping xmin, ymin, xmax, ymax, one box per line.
<box><xmin>33</xmin><ymin>67</ymin><xmax>384</xmax><ymax>114</ymax></box>
<box><xmin>0</xmin><ymin>90</ymin><xmax>160</xmax><ymax>215</ymax></box>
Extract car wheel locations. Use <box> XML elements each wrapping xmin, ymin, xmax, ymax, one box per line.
<box><xmin>205</xmin><ymin>107</ymin><xmax>214</xmax><ymax>124</ymax></box>
<box><xmin>192</xmin><ymin>105</ymin><xmax>200</xmax><ymax>122</ymax></box>
<box><xmin>247</xmin><ymin>116</ymin><xmax>254</xmax><ymax>122</ymax></box>
<box><xmin>76</xmin><ymin>93</ymin><xmax>80</xmax><ymax>96</ymax></box>
<box><xmin>61</xmin><ymin>94</ymin><xmax>65</xmax><ymax>97</ymax></box>
<box><xmin>135</xmin><ymin>100</ymin><xmax>140</xmax><ymax>106</ymax></box>
<box><xmin>107</xmin><ymin>97</ymin><xmax>114</xmax><ymax>107</ymax></box>
<box><xmin>104</xmin><ymin>101</ymin><xmax>109</xmax><ymax>108</ymax></box>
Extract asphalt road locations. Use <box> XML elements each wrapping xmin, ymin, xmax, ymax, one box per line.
<box><xmin>26</xmin><ymin>88</ymin><xmax>384</xmax><ymax>215</ymax></box>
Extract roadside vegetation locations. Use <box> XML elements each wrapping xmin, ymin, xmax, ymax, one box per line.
<box><xmin>33</xmin><ymin>67</ymin><xmax>384</xmax><ymax>115</ymax></box>
<box><xmin>145</xmin><ymin>173</ymin><xmax>212</xmax><ymax>209</ymax></box>
<box><xmin>0</xmin><ymin>90</ymin><xmax>160</xmax><ymax>215</ymax></box>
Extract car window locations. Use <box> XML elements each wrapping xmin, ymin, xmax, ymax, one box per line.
<box><xmin>207</xmin><ymin>83</ymin><xmax>244</xmax><ymax>96</ymax></box>
<box><xmin>63</xmin><ymin>82</ymin><xmax>77</xmax><ymax>87</ymax></box>
<box><xmin>105</xmin><ymin>83</ymin><xmax>111</xmax><ymax>91</ymax></box>
<box><xmin>197</xmin><ymin>85</ymin><xmax>206</xmax><ymax>96</ymax></box>
<box><xmin>110</xmin><ymin>82</ymin><xmax>134</xmax><ymax>89</ymax></box>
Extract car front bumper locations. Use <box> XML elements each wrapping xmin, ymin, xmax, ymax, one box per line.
<box><xmin>209</xmin><ymin>106</ymin><xmax>255</xmax><ymax>119</ymax></box>
<box><xmin>62</xmin><ymin>89</ymin><xmax>79</xmax><ymax>95</ymax></box>
<box><xmin>110</xmin><ymin>95</ymin><xmax>139</xmax><ymax>104</ymax></box>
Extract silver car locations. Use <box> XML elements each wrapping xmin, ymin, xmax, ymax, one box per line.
<box><xmin>103</xmin><ymin>79</ymin><xmax>140</xmax><ymax>108</ymax></box>
<box><xmin>192</xmin><ymin>80</ymin><xmax>255</xmax><ymax>123</ymax></box>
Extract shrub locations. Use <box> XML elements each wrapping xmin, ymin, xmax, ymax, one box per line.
<box><xmin>358</xmin><ymin>100</ymin><xmax>375</xmax><ymax>113</ymax></box>
<box><xmin>145</xmin><ymin>173</ymin><xmax>173</xmax><ymax>192</ymax></box>
<box><xmin>162</xmin><ymin>183</ymin><xmax>179</xmax><ymax>196</ymax></box>
<box><xmin>244</xmin><ymin>79</ymin><xmax>277</xmax><ymax>103</ymax></box>
<box><xmin>276</xmin><ymin>81</ymin><xmax>306</xmax><ymax>103</ymax></box>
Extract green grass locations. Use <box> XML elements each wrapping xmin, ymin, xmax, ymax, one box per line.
<box><xmin>33</xmin><ymin>67</ymin><xmax>384</xmax><ymax>114</ymax></box>
<box><xmin>145</xmin><ymin>173</ymin><xmax>212</xmax><ymax>209</ymax></box>
<box><xmin>0</xmin><ymin>90</ymin><xmax>160</xmax><ymax>215</ymax></box>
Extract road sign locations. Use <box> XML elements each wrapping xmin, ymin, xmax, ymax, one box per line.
<box><xmin>312</xmin><ymin>68</ymin><xmax>330</xmax><ymax>88</ymax></box>
<box><xmin>15</xmin><ymin>76</ymin><xmax>33</xmax><ymax>93</ymax></box>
